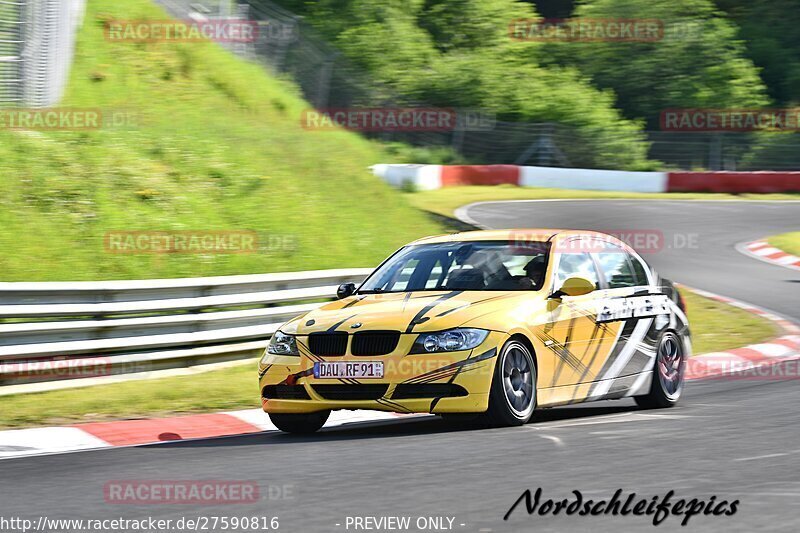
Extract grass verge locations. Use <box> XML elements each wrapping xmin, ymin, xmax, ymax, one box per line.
<box><xmin>768</xmin><ymin>232</ymin><xmax>800</xmax><ymax>257</ymax></box>
<box><xmin>0</xmin><ymin>0</ymin><xmax>442</xmax><ymax>281</ymax></box>
<box><xmin>682</xmin><ymin>290</ymin><xmax>779</xmax><ymax>354</ymax></box>
<box><xmin>0</xmin><ymin>288</ymin><xmax>779</xmax><ymax>429</ymax></box>
<box><xmin>407</xmin><ymin>185</ymin><xmax>800</xmax><ymax>219</ymax></box>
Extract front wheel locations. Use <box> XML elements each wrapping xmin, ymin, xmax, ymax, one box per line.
<box><xmin>269</xmin><ymin>411</ymin><xmax>330</xmax><ymax>434</ymax></box>
<box><xmin>635</xmin><ymin>331</ymin><xmax>686</xmax><ymax>409</ymax></box>
<box><xmin>484</xmin><ymin>339</ymin><xmax>537</xmax><ymax>426</ymax></box>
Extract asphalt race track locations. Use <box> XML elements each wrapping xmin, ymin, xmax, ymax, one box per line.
<box><xmin>2</xmin><ymin>200</ymin><xmax>799</xmax><ymax>533</ymax></box>
<box><xmin>460</xmin><ymin>200</ymin><xmax>800</xmax><ymax>322</ymax></box>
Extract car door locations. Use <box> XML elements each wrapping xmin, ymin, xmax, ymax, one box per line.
<box><xmin>539</xmin><ymin>237</ymin><xmax>607</xmax><ymax>390</ymax></box>
<box><xmin>586</xmin><ymin>241</ymin><xmax>659</xmax><ymax>397</ymax></box>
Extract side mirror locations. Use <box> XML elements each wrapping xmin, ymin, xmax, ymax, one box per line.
<box><xmin>550</xmin><ymin>276</ymin><xmax>595</xmax><ymax>299</ymax></box>
<box><xmin>337</xmin><ymin>283</ymin><xmax>357</xmax><ymax>299</ymax></box>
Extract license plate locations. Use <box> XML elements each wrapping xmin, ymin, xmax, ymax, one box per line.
<box><xmin>313</xmin><ymin>361</ymin><xmax>384</xmax><ymax>379</ymax></box>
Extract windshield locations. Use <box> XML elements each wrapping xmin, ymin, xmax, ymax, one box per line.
<box><xmin>359</xmin><ymin>241</ymin><xmax>550</xmax><ymax>293</ymax></box>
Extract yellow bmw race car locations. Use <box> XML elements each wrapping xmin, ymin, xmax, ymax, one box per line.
<box><xmin>258</xmin><ymin>229</ymin><xmax>691</xmax><ymax>433</ymax></box>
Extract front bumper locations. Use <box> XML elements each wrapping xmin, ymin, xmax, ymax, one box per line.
<box><xmin>258</xmin><ymin>331</ymin><xmax>505</xmax><ymax>415</ymax></box>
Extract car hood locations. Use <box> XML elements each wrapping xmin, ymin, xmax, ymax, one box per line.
<box><xmin>286</xmin><ymin>290</ymin><xmax>536</xmax><ymax>335</ymax></box>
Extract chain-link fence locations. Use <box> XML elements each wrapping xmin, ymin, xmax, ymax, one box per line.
<box><xmin>0</xmin><ymin>0</ymin><xmax>85</xmax><ymax>109</ymax></box>
<box><xmin>0</xmin><ymin>0</ymin><xmax>25</xmax><ymax>106</ymax></box>
<box><xmin>157</xmin><ymin>0</ymin><xmax>800</xmax><ymax>171</ymax></box>
<box><xmin>23</xmin><ymin>0</ymin><xmax>85</xmax><ymax>108</ymax></box>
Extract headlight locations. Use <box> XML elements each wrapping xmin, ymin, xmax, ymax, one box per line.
<box><xmin>410</xmin><ymin>328</ymin><xmax>489</xmax><ymax>354</ymax></box>
<box><xmin>266</xmin><ymin>330</ymin><xmax>299</xmax><ymax>356</ymax></box>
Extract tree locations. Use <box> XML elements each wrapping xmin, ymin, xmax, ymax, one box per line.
<box><xmin>715</xmin><ymin>0</ymin><xmax>800</xmax><ymax>106</ymax></box>
<box><xmin>539</xmin><ymin>0</ymin><xmax>769</xmax><ymax>128</ymax></box>
<box><xmin>265</xmin><ymin>0</ymin><xmax>656</xmax><ymax>168</ymax></box>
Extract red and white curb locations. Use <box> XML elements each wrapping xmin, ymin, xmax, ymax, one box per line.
<box><xmin>680</xmin><ymin>285</ymin><xmax>800</xmax><ymax>380</ymax></box>
<box><xmin>1</xmin><ymin>288</ymin><xmax>797</xmax><ymax>461</ymax></box>
<box><xmin>0</xmin><ymin>410</ymin><xmax>423</xmax><ymax>460</ymax></box>
<box><xmin>738</xmin><ymin>239</ymin><xmax>800</xmax><ymax>271</ymax></box>
<box><xmin>371</xmin><ymin>164</ymin><xmax>800</xmax><ymax>193</ymax></box>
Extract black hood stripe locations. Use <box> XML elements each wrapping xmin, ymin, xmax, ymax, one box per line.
<box><xmin>405</xmin><ymin>291</ymin><xmax>464</xmax><ymax>333</ymax></box>
<box><xmin>327</xmin><ymin>314</ymin><xmax>358</xmax><ymax>332</ymax></box>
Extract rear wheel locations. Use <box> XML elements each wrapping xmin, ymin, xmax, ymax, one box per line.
<box><xmin>484</xmin><ymin>339</ymin><xmax>537</xmax><ymax>426</ymax></box>
<box><xmin>269</xmin><ymin>411</ymin><xmax>330</xmax><ymax>434</ymax></box>
<box><xmin>635</xmin><ymin>331</ymin><xmax>685</xmax><ymax>409</ymax></box>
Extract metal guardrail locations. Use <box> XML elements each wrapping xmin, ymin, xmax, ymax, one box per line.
<box><xmin>0</xmin><ymin>268</ymin><xmax>371</xmax><ymax>386</ymax></box>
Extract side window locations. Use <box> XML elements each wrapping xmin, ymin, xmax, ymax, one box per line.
<box><xmin>629</xmin><ymin>255</ymin><xmax>650</xmax><ymax>286</ymax></box>
<box><xmin>597</xmin><ymin>244</ymin><xmax>637</xmax><ymax>288</ymax></box>
<box><xmin>555</xmin><ymin>252</ymin><xmax>599</xmax><ymax>290</ymax></box>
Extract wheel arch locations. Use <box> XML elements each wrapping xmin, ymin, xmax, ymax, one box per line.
<box><xmin>507</xmin><ymin>332</ymin><xmax>538</xmax><ymax>373</ymax></box>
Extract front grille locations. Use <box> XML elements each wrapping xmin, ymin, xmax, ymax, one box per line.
<box><xmin>262</xmin><ymin>384</ymin><xmax>311</xmax><ymax>400</ymax></box>
<box><xmin>312</xmin><ymin>384</ymin><xmax>389</xmax><ymax>401</ymax></box>
<box><xmin>392</xmin><ymin>383</ymin><xmax>469</xmax><ymax>400</ymax></box>
<box><xmin>351</xmin><ymin>331</ymin><xmax>400</xmax><ymax>356</ymax></box>
<box><xmin>308</xmin><ymin>332</ymin><xmax>348</xmax><ymax>356</ymax></box>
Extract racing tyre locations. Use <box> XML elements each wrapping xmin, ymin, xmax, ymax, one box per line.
<box><xmin>635</xmin><ymin>331</ymin><xmax>686</xmax><ymax>409</ymax></box>
<box><xmin>484</xmin><ymin>339</ymin><xmax>537</xmax><ymax>426</ymax></box>
<box><xmin>269</xmin><ymin>411</ymin><xmax>330</xmax><ymax>434</ymax></box>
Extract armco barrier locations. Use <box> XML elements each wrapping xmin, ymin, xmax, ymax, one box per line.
<box><xmin>0</xmin><ymin>269</ymin><xmax>372</xmax><ymax>386</ymax></box>
<box><xmin>371</xmin><ymin>164</ymin><xmax>800</xmax><ymax>193</ymax></box>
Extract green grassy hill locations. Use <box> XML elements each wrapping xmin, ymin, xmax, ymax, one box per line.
<box><xmin>0</xmin><ymin>0</ymin><xmax>441</xmax><ymax>281</ymax></box>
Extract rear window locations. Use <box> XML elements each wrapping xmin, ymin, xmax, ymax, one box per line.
<box><xmin>630</xmin><ymin>255</ymin><xmax>650</xmax><ymax>286</ymax></box>
<box><xmin>596</xmin><ymin>243</ymin><xmax>637</xmax><ymax>288</ymax></box>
